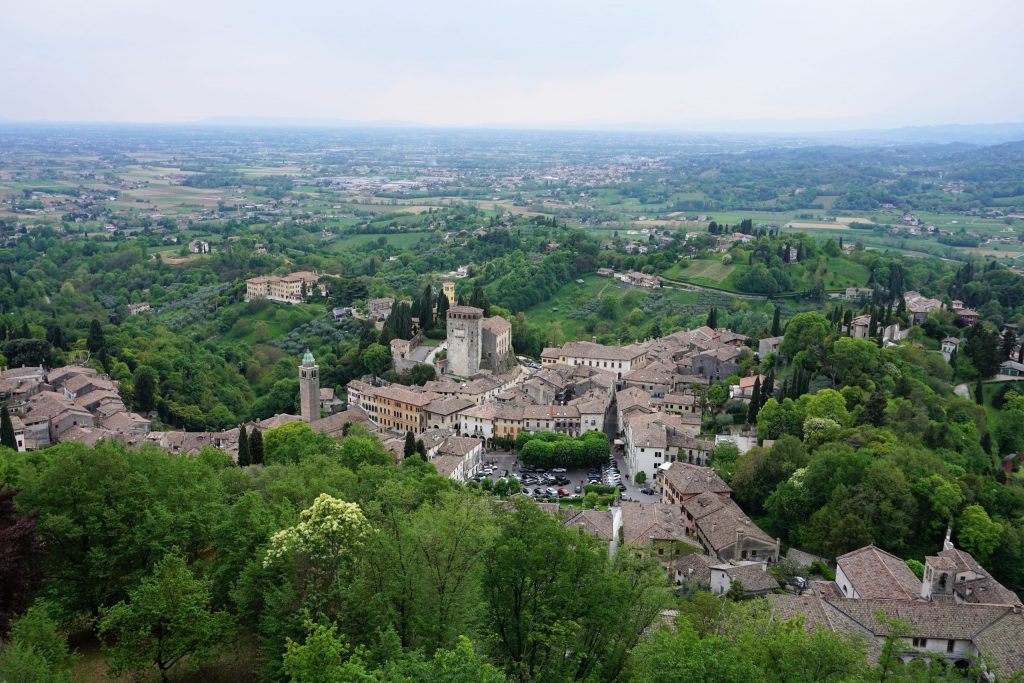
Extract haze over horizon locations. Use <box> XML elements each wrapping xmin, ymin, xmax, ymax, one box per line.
<box><xmin>3</xmin><ymin>0</ymin><xmax>1022</xmax><ymax>132</ymax></box>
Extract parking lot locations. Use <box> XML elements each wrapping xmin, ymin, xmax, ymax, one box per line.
<box><xmin>474</xmin><ymin>448</ymin><xmax>660</xmax><ymax>503</ymax></box>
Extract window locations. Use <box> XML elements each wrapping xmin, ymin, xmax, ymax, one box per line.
<box><xmin>912</xmin><ymin>638</ymin><xmax>926</xmax><ymax>648</ymax></box>
<box><xmin>947</xmin><ymin>640</ymin><xmax>955</xmax><ymax>653</ymax></box>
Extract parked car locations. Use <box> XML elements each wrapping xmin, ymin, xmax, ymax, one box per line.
<box><xmin>640</xmin><ymin>487</ymin><xmax>655</xmax><ymax>495</ymax></box>
<box><xmin>522</xmin><ymin>487</ymin><xmax>531</xmax><ymax>495</ymax></box>
<box><xmin>557</xmin><ymin>488</ymin><xmax>570</xmax><ymax>497</ymax></box>
<box><xmin>617</xmin><ymin>483</ymin><xmax>627</xmax><ymax>491</ymax></box>
<box><xmin>552</xmin><ymin>467</ymin><xmax>567</xmax><ymax>473</ymax></box>
<box><xmin>546</xmin><ymin>487</ymin><xmax>557</xmax><ymax>496</ymax></box>
<box><xmin>574</xmin><ymin>485</ymin><xmax>582</xmax><ymax>494</ymax></box>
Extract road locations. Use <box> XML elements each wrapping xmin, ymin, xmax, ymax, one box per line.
<box><xmin>955</xmin><ymin>375</ymin><xmax>1023</xmax><ymax>399</ymax></box>
<box><xmin>424</xmin><ymin>341</ymin><xmax>447</xmax><ymax>367</ymax></box>
<box><xmin>657</xmin><ymin>277</ymin><xmax>769</xmax><ymax>301</ymax></box>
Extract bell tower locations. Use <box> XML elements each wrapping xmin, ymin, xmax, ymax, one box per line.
<box><xmin>299</xmin><ymin>349</ymin><xmax>320</xmax><ymax>422</ymax></box>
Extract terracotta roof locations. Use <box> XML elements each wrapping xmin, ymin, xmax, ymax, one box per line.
<box><xmin>619</xmin><ymin>501</ymin><xmax>696</xmax><ymax>547</ymax></box>
<box><xmin>673</xmin><ymin>553</ymin><xmax>715</xmax><ymax>582</ymax></box>
<box><xmin>481</xmin><ymin>316</ymin><xmax>511</xmax><ymax>334</ymax></box>
<box><xmin>309</xmin><ymin>409</ymin><xmax>371</xmax><ymax>436</ymax></box>
<box><xmin>425</xmin><ymin>397</ymin><xmax>474</xmax><ymax>416</ymax></box>
<box><xmin>374</xmin><ymin>385</ymin><xmax>441</xmax><ymax>407</ymax></box>
<box><xmin>973</xmin><ymin>610</ymin><xmax>1024</xmax><ymax>675</ymax></box>
<box><xmin>430</xmin><ymin>454</ymin><xmax>464</xmax><ymax>478</ymax></box>
<box><xmin>836</xmin><ymin>545</ymin><xmax>921</xmax><ymax>600</ymax></box>
<box><xmin>661</xmin><ymin>462</ymin><xmax>731</xmax><ymax>498</ymax></box>
<box><xmin>712</xmin><ymin>561</ymin><xmax>780</xmax><ymax>592</ymax></box>
<box><xmin>448</xmin><ymin>305</ymin><xmax>483</xmax><ymax>316</ymax></box>
<box><xmin>437</xmin><ymin>435</ymin><xmax>481</xmax><ymax>457</ymax></box>
<box><xmin>561</xmin><ymin>509</ymin><xmax>615</xmax><ymax>541</ymax></box>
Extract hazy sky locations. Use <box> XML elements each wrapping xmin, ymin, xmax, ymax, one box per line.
<box><xmin>3</xmin><ymin>0</ymin><xmax>1022</xmax><ymax>130</ymax></box>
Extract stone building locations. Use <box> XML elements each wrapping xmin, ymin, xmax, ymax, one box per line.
<box><xmin>481</xmin><ymin>316</ymin><xmax>515</xmax><ymax>372</ymax></box>
<box><xmin>446</xmin><ymin>306</ymin><xmax>483</xmax><ymax>377</ymax></box>
<box><xmin>299</xmin><ymin>350</ymin><xmax>320</xmax><ymax>422</ymax></box>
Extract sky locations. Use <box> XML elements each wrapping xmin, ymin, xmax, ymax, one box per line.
<box><xmin>2</xmin><ymin>0</ymin><xmax>1023</xmax><ymax>131</ymax></box>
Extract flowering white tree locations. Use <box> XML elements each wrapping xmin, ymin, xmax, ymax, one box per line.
<box><xmin>265</xmin><ymin>493</ymin><xmax>372</xmax><ymax>596</ymax></box>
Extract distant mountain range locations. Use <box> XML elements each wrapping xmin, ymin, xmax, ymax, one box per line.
<box><xmin>1</xmin><ymin>116</ymin><xmax>1022</xmax><ymax>146</ymax></box>
<box><xmin>796</xmin><ymin>122</ymin><xmax>1024</xmax><ymax>146</ymax></box>
<box><xmin>197</xmin><ymin>116</ymin><xmax>428</xmax><ymax>128</ymax></box>
<box><xmin>191</xmin><ymin>118</ymin><xmax>1024</xmax><ymax>145</ymax></box>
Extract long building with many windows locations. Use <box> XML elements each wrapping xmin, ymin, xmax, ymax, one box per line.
<box><xmin>245</xmin><ymin>271</ymin><xmax>323</xmax><ymax>304</ymax></box>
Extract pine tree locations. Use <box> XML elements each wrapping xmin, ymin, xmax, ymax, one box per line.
<box><xmin>0</xmin><ymin>405</ymin><xmax>16</xmax><ymax>450</ymax></box>
<box><xmin>237</xmin><ymin>425</ymin><xmax>250</xmax><ymax>466</ymax></box>
<box><xmin>404</xmin><ymin>431</ymin><xmax>416</xmax><ymax>459</ymax></box>
<box><xmin>771</xmin><ymin>307</ymin><xmax>781</xmax><ymax>336</ymax></box>
<box><xmin>249</xmin><ymin>428</ymin><xmax>264</xmax><ymax>465</ymax></box>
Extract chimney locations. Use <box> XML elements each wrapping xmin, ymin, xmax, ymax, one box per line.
<box><xmin>1014</xmin><ymin>603</ymin><xmax>1022</xmax><ymax>614</ymax></box>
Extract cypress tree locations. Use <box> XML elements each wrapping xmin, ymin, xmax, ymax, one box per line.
<box><xmin>859</xmin><ymin>388</ymin><xmax>887</xmax><ymax>427</ymax></box>
<box><xmin>416</xmin><ymin>439</ymin><xmax>427</xmax><ymax>460</ymax></box>
<box><xmin>237</xmin><ymin>425</ymin><xmax>250</xmax><ymax>466</ymax></box>
<box><xmin>706</xmin><ymin>308</ymin><xmax>718</xmax><ymax>330</ymax></box>
<box><xmin>436</xmin><ymin>290</ymin><xmax>450</xmax><ymax>328</ymax></box>
<box><xmin>1002</xmin><ymin>329</ymin><xmax>1016</xmax><ymax>359</ymax></box>
<box><xmin>0</xmin><ymin>405</ymin><xmax>16</xmax><ymax>450</ymax></box>
<box><xmin>764</xmin><ymin>368</ymin><xmax>775</xmax><ymax>398</ymax></box>
<box><xmin>419</xmin><ymin>284</ymin><xmax>434</xmax><ymax>330</ymax></box>
<box><xmin>249</xmin><ymin>428</ymin><xmax>264</xmax><ymax>465</ymax></box>
<box><xmin>87</xmin><ymin>319</ymin><xmax>106</xmax><ymax>354</ymax></box>
<box><xmin>771</xmin><ymin>307</ymin><xmax>781</xmax><ymax>337</ymax></box>
<box><xmin>404</xmin><ymin>431</ymin><xmax>416</xmax><ymax>459</ymax></box>
<box><xmin>746</xmin><ymin>377</ymin><xmax>762</xmax><ymax>425</ymax></box>
<box><xmin>975</xmin><ymin>379</ymin><xmax>984</xmax><ymax>406</ymax></box>
<box><xmin>1017</xmin><ymin>345</ymin><xmax>1023</xmax><ymax>364</ymax></box>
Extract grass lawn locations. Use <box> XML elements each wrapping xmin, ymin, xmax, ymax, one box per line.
<box><xmin>222</xmin><ymin>300</ymin><xmax>323</xmax><ymax>344</ymax></box>
<box><xmin>326</xmin><ymin>232</ymin><xmax>427</xmax><ymax>252</ymax></box>
<box><xmin>524</xmin><ymin>274</ymin><xmax>700</xmax><ymax>341</ymax></box>
<box><xmin>979</xmin><ymin>380</ymin><xmax>1024</xmax><ymax>429</ymax></box>
<box><xmin>664</xmin><ymin>259</ymin><xmax>735</xmax><ymax>283</ymax></box>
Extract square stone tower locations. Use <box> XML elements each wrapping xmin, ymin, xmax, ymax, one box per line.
<box><xmin>446</xmin><ymin>306</ymin><xmax>483</xmax><ymax>377</ymax></box>
<box><xmin>299</xmin><ymin>349</ymin><xmax>320</xmax><ymax>422</ymax></box>
<box><xmin>442</xmin><ymin>280</ymin><xmax>456</xmax><ymax>304</ymax></box>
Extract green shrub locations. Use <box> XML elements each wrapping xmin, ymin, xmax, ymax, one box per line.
<box><xmin>810</xmin><ymin>560</ymin><xmax>835</xmax><ymax>581</ymax></box>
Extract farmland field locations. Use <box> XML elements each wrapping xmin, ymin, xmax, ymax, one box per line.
<box><xmin>326</xmin><ymin>232</ymin><xmax>429</xmax><ymax>251</ymax></box>
<box><xmin>524</xmin><ymin>274</ymin><xmax>703</xmax><ymax>342</ymax></box>
<box><xmin>662</xmin><ymin>259</ymin><xmax>735</xmax><ymax>283</ymax></box>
